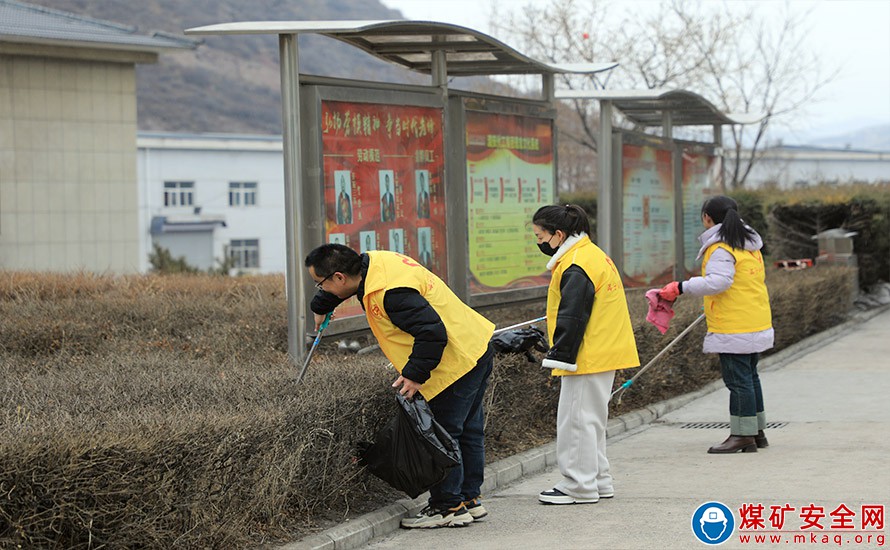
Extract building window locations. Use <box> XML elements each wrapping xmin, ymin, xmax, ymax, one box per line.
<box><xmin>229</xmin><ymin>182</ymin><xmax>257</xmax><ymax>207</ymax></box>
<box><xmin>229</xmin><ymin>239</ymin><xmax>260</xmax><ymax>269</ymax></box>
<box><xmin>164</xmin><ymin>181</ymin><xmax>194</xmax><ymax>207</ymax></box>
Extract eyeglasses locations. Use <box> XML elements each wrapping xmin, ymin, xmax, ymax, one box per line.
<box><xmin>314</xmin><ymin>272</ymin><xmax>335</xmax><ymax>290</ymax></box>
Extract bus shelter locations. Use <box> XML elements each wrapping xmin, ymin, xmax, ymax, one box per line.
<box><xmin>556</xmin><ymin>88</ymin><xmax>762</xmax><ymax>288</ymax></box>
<box><xmin>185</xmin><ymin>20</ymin><xmax>617</xmax><ymax>364</ymax></box>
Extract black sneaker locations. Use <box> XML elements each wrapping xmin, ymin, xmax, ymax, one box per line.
<box><xmin>538</xmin><ymin>488</ymin><xmax>599</xmax><ymax>504</ymax></box>
<box><xmin>463</xmin><ymin>497</ymin><xmax>488</xmax><ymax>521</ymax></box>
<box><xmin>400</xmin><ymin>504</ymin><xmax>474</xmax><ymax>528</ymax></box>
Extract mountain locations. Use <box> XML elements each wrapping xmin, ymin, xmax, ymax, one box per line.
<box><xmin>806</xmin><ymin>123</ymin><xmax>890</xmax><ymax>152</ymax></box>
<box><xmin>23</xmin><ymin>0</ymin><xmax>430</xmax><ymax>134</ymax></box>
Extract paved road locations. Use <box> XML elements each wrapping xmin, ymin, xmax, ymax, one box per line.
<box><xmin>361</xmin><ymin>308</ymin><xmax>890</xmax><ymax>549</ymax></box>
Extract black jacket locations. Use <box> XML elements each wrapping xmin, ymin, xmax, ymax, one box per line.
<box><xmin>310</xmin><ymin>254</ymin><xmax>447</xmax><ymax>384</ymax></box>
<box><xmin>545</xmin><ymin>265</ymin><xmax>595</xmax><ymax>365</ymax></box>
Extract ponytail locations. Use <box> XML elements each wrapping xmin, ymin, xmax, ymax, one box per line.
<box><xmin>701</xmin><ymin>196</ymin><xmax>755</xmax><ymax>250</ymax></box>
<box><xmin>532</xmin><ymin>204</ymin><xmax>591</xmax><ymax>237</ymax></box>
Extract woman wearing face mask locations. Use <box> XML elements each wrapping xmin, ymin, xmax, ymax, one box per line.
<box><xmin>531</xmin><ymin>204</ymin><xmax>640</xmax><ymax>505</ymax></box>
<box><xmin>658</xmin><ymin>195</ymin><xmax>773</xmax><ymax>454</ymax></box>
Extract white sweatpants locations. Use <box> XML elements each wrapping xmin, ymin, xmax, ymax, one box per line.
<box><xmin>554</xmin><ymin>370</ymin><xmax>616</xmax><ymax>499</ymax></box>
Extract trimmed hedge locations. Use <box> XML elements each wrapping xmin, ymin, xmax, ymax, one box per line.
<box><xmin>0</xmin><ymin>266</ymin><xmax>855</xmax><ymax>548</ymax></box>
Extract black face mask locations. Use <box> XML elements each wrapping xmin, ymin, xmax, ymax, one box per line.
<box><xmin>537</xmin><ymin>235</ymin><xmax>559</xmax><ymax>256</ymax></box>
<box><xmin>537</xmin><ymin>242</ymin><xmax>556</xmax><ymax>256</ymax></box>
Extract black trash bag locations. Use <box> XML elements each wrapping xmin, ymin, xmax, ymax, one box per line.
<box><xmin>490</xmin><ymin>326</ymin><xmax>549</xmax><ymax>362</ymax></box>
<box><xmin>357</xmin><ymin>394</ymin><xmax>460</xmax><ymax>498</ymax></box>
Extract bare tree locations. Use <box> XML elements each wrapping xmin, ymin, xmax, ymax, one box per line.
<box><xmin>683</xmin><ymin>2</ymin><xmax>836</xmax><ymax>188</ymax></box>
<box><xmin>492</xmin><ymin>0</ymin><xmax>835</xmax><ymax>189</ymax></box>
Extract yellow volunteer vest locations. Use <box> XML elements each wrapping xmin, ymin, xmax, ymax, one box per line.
<box><xmin>702</xmin><ymin>243</ymin><xmax>772</xmax><ymax>334</ymax></box>
<box><xmin>363</xmin><ymin>251</ymin><xmax>495</xmax><ymax>399</ymax></box>
<box><xmin>546</xmin><ymin>237</ymin><xmax>640</xmax><ymax>376</ymax></box>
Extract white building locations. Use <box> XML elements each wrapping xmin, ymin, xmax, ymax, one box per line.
<box><xmin>740</xmin><ymin>145</ymin><xmax>890</xmax><ymax>189</ymax></box>
<box><xmin>136</xmin><ymin>132</ymin><xmax>286</xmax><ymax>274</ymax></box>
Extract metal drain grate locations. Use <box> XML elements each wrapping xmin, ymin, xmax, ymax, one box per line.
<box><xmin>680</xmin><ymin>421</ymin><xmax>788</xmax><ymax>429</ymax></box>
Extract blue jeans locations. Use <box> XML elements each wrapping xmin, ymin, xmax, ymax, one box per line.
<box><xmin>427</xmin><ymin>345</ymin><xmax>493</xmax><ymax>508</ymax></box>
<box><xmin>718</xmin><ymin>353</ymin><xmax>765</xmax><ymax>436</ymax></box>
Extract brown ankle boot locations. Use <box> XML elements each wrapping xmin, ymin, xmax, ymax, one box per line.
<box><xmin>754</xmin><ymin>430</ymin><xmax>769</xmax><ymax>448</ymax></box>
<box><xmin>708</xmin><ymin>435</ymin><xmax>757</xmax><ymax>454</ymax></box>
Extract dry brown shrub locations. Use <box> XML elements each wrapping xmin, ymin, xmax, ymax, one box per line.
<box><xmin>0</xmin><ymin>267</ymin><xmax>854</xmax><ymax>548</ymax></box>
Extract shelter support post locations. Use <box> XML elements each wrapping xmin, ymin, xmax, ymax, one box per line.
<box><xmin>662</xmin><ymin>111</ymin><xmax>673</xmax><ymax>139</ymax></box>
<box><xmin>280</xmin><ymin>33</ymin><xmax>307</xmax><ymax>367</ymax></box>
<box><xmin>431</xmin><ymin>47</ymin><xmax>447</xmax><ymax>100</ymax></box>
<box><xmin>542</xmin><ymin>73</ymin><xmax>554</xmax><ymax>102</ymax></box>
<box><xmin>597</xmin><ymin>100</ymin><xmax>614</xmax><ymax>255</ymax></box>
<box><xmin>713</xmin><ymin>124</ymin><xmax>725</xmax><ymax>190</ymax></box>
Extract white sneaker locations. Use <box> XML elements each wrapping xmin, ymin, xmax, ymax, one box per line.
<box><xmin>400</xmin><ymin>504</ymin><xmax>474</xmax><ymax>528</ymax></box>
<box><xmin>538</xmin><ymin>488</ymin><xmax>599</xmax><ymax>504</ymax></box>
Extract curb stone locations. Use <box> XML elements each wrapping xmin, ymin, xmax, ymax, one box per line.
<box><xmin>275</xmin><ymin>304</ymin><xmax>889</xmax><ymax>550</ymax></box>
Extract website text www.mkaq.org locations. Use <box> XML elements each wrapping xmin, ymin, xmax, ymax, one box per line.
<box><xmin>738</xmin><ymin>532</ymin><xmax>885</xmax><ymax>547</ymax></box>
<box><xmin>736</xmin><ymin>502</ymin><xmax>885</xmax><ymax>547</ymax></box>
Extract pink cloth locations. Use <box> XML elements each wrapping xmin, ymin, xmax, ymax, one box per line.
<box><xmin>645</xmin><ymin>288</ymin><xmax>675</xmax><ymax>334</ymax></box>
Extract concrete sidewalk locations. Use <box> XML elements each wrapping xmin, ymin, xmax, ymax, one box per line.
<box><xmin>286</xmin><ymin>307</ymin><xmax>890</xmax><ymax>550</ymax></box>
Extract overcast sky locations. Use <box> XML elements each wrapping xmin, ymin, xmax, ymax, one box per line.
<box><xmin>380</xmin><ymin>0</ymin><xmax>890</xmax><ymax>143</ymax></box>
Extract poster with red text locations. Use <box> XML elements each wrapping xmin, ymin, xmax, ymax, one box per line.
<box><xmin>466</xmin><ymin>111</ymin><xmax>554</xmax><ymax>294</ymax></box>
<box><xmin>322</xmin><ymin>100</ymin><xmax>446</xmax><ymax>318</ymax></box>
<box><xmin>621</xmin><ymin>144</ymin><xmax>675</xmax><ymax>287</ymax></box>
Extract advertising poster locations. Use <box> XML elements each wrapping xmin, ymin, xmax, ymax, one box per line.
<box><xmin>681</xmin><ymin>152</ymin><xmax>722</xmax><ymax>276</ymax></box>
<box><xmin>466</xmin><ymin>111</ymin><xmax>554</xmax><ymax>294</ymax></box>
<box><xmin>321</xmin><ymin>100</ymin><xmax>446</xmax><ymax>317</ymax></box>
<box><xmin>621</xmin><ymin>144</ymin><xmax>675</xmax><ymax>287</ymax></box>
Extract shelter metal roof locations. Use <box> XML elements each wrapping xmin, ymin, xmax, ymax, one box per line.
<box><xmin>555</xmin><ymin>88</ymin><xmax>763</xmax><ymax>126</ymax></box>
<box><xmin>0</xmin><ymin>0</ymin><xmax>198</xmax><ymax>53</ymax></box>
<box><xmin>185</xmin><ymin>20</ymin><xmax>617</xmax><ymax>77</ymax></box>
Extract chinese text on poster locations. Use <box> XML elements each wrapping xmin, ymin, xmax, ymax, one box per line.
<box><xmin>466</xmin><ymin>111</ymin><xmax>554</xmax><ymax>294</ymax></box>
<box><xmin>322</xmin><ymin>100</ymin><xmax>446</xmax><ymax>316</ymax></box>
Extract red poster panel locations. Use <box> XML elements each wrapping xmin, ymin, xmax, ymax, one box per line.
<box><xmin>621</xmin><ymin>144</ymin><xmax>676</xmax><ymax>287</ymax></box>
<box><xmin>465</xmin><ymin>111</ymin><xmax>554</xmax><ymax>295</ymax></box>
<box><xmin>321</xmin><ymin>101</ymin><xmax>446</xmax><ymax>318</ymax></box>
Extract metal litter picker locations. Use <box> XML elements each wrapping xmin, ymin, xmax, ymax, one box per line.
<box><xmin>297</xmin><ymin>311</ymin><xmax>332</xmax><ymax>383</ymax></box>
<box><xmin>492</xmin><ymin>316</ymin><xmax>546</xmax><ymax>336</ymax></box>
<box><xmin>610</xmin><ymin>313</ymin><xmax>706</xmax><ymax>404</ymax></box>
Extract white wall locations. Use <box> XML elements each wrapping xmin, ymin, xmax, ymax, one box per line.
<box><xmin>737</xmin><ymin>146</ymin><xmax>890</xmax><ymax>188</ymax></box>
<box><xmin>137</xmin><ymin>133</ymin><xmax>286</xmax><ymax>273</ymax></box>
